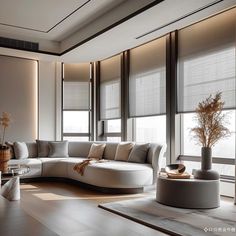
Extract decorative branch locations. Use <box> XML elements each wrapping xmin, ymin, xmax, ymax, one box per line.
<box><xmin>190</xmin><ymin>92</ymin><xmax>230</xmax><ymax>148</ymax></box>
<box><xmin>0</xmin><ymin>112</ymin><xmax>11</xmax><ymax>147</ymax></box>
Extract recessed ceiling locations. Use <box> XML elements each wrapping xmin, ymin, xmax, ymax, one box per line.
<box><xmin>0</xmin><ymin>0</ymin><xmax>89</xmax><ymax>32</ymax></box>
<box><xmin>0</xmin><ymin>0</ymin><xmax>128</xmax><ymax>44</ymax></box>
<box><xmin>0</xmin><ymin>0</ymin><xmax>235</xmax><ymax>62</ymax></box>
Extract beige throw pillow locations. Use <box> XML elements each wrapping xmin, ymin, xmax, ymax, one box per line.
<box><xmin>114</xmin><ymin>142</ymin><xmax>134</xmax><ymax>161</ymax></box>
<box><xmin>88</xmin><ymin>143</ymin><xmax>106</xmax><ymax>160</ymax></box>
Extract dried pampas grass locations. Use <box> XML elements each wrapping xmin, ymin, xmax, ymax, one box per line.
<box><xmin>191</xmin><ymin>92</ymin><xmax>230</xmax><ymax>148</ymax></box>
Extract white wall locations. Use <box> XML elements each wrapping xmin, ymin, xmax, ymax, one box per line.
<box><xmin>38</xmin><ymin>61</ymin><xmax>61</xmax><ymax>141</ymax></box>
<box><xmin>0</xmin><ymin>57</ymin><xmax>62</xmax><ymax>142</ymax></box>
<box><xmin>0</xmin><ymin>55</ymin><xmax>38</xmax><ymax>142</ymax></box>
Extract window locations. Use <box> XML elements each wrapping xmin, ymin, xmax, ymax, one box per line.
<box><xmin>99</xmin><ymin>55</ymin><xmax>121</xmax><ymax>141</ymax></box>
<box><xmin>104</xmin><ymin>119</ymin><xmax>121</xmax><ymax>142</ymax></box>
<box><xmin>177</xmin><ymin>8</ymin><xmax>236</xmax><ymax>178</ymax></box>
<box><xmin>63</xmin><ymin>63</ymin><xmax>92</xmax><ymax>141</ymax></box>
<box><xmin>134</xmin><ymin>116</ymin><xmax>166</xmax><ymax>144</ymax></box>
<box><xmin>182</xmin><ymin>111</ymin><xmax>235</xmax><ymax>158</ymax></box>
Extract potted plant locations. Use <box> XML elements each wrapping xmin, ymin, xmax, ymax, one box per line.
<box><xmin>191</xmin><ymin>92</ymin><xmax>230</xmax><ymax>180</ymax></box>
<box><xmin>0</xmin><ymin>112</ymin><xmax>12</xmax><ymax>172</ymax></box>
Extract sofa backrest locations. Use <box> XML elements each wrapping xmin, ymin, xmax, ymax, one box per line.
<box><xmin>68</xmin><ymin>141</ymin><xmax>166</xmax><ymax>167</ymax></box>
<box><xmin>68</xmin><ymin>141</ymin><xmax>119</xmax><ymax>160</ymax></box>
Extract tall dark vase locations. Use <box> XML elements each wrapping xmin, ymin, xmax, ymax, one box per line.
<box><xmin>194</xmin><ymin>147</ymin><xmax>219</xmax><ymax>180</ymax></box>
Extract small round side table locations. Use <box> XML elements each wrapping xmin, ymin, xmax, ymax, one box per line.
<box><xmin>0</xmin><ymin>165</ymin><xmax>30</xmax><ymax>201</ymax></box>
<box><xmin>156</xmin><ymin>174</ymin><xmax>220</xmax><ymax>209</ymax></box>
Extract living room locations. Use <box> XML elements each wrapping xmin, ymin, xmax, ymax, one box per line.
<box><xmin>0</xmin><ymin>0</ymin><xmax>235</xmax><ymax>236</ymax></box>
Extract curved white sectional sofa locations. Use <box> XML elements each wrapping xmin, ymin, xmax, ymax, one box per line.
<box><xmin>9</xmin><ymin>141</ymin><xmax>166</xmax><ymax>191</ymax></box>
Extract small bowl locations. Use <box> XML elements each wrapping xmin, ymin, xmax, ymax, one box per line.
<box><xmin>165</xmin><ymin>164</ymin><xmax>186</xmax><ymax>175</ymax></box>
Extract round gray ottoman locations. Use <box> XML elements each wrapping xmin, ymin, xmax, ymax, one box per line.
<box><xmin>156</xmin><ymin>176</ymin><xmax>220</xmax><ymax>209</ymax></box>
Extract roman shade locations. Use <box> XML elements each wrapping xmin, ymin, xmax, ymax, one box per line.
<box><xmin>63</xmin><ymin>63</ymin><xmax>90</xmax><ymax>110</ymax></box>
<box><xmin>100</xmin><ymin>55</ymin><xmax>121</xmax><ymax>120</ymax></box>
<box><xmin>129</xmin><ymin>36</ymin><xmax>166</xmax><ymax>117</ymax></box>
<box><xmin>177</xmin><ymin>8</ymin><xmax>236</xmax><ymax>113</ymax></box>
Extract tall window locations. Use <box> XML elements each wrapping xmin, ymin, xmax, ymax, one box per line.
<box><xmin>100</xmin><ymin>55</ymin><xmax>121</xmax><ymax>141</ymax></box>
<box><xmin>129</xmin><ymin>36</ymin><xmax>166</xmax><ymax>145</ymax></box>
<box><xmin>63</xmin><ymin>63</ymin><xmax>92</xmax><ymax>141</ymax></box>
<box><xmin>177</xmin><ymin>8</ymin><xmax>236</xmax><ymax>177</ymax></box>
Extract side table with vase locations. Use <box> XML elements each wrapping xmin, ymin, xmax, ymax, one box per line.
<box><xmin>0</xmin><ymin>165</ymin><xmax>30</xmax><ymax>201</ymax></box>
<box><xmin>156</xmin><ymin>173</ymin><xmax>220</xmax><ymax>209</ymax></box>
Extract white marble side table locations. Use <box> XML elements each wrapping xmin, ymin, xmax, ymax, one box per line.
<box><xmin>0</xmin><ymin>165</ymin><xmax>30</xmax><ymax>201</ymax></box>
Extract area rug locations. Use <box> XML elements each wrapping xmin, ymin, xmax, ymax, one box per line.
<box><xmin>99</xmin><ymin>197</ymin><xmax>236</xmax><ymax>236</ymax></box>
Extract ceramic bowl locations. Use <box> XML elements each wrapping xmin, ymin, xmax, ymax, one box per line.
<box><xmin>165</xmin><ymin>164</ymin><xmax>186</xmax><ymax>175</ymax></box>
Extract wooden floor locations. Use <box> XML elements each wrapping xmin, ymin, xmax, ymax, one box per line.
<box><xmin>18</xmin><ymin>182</ymin><xmax>168</xmax><ymax>236</ymax></box>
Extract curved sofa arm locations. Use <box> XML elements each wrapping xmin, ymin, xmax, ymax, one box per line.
<box><xmin>149</xmin><ymin>143</ymin><xmax>167</xmax><ymax>183</ymax></box>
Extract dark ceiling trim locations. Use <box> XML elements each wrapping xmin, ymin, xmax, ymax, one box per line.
<box><xmin>61</xmin><ymin>0</ymin><xmax>164</xmax><ymax>55</ymax></box>
<box><xmin>136</xmin><ymin>0</ymin><xmax>224</xmax><ymax>39</ymax></box>
<box><xmin>0</xmin><ymin>0</ymin><xmax>91</xmax><ymax>33</ymax></box>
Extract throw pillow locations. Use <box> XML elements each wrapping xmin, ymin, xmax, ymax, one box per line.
<box><xmin>48</xmin><ymin>141</ymin><xmax>69</xmax><ymax>158</ymax></box>
<box><xmin>114</xmin><ymin>142</ymin><xmax>134</xmax><ymax>161</ymax></box>
<box><xmin>5</xmin><ymin>141</ymin><xmax>15</xmax><ymax>159</ymax></box>
<box><xmin>36</xmin><ymin>140</ymin><xmax>49</xmax><ymax>157</ymax></box>
<box><xmin>13</xmin><ymin>142</ymin><xmax>29</xmax><ymax>159</ymax></box>
<box><xmin>87</xmin><ymin>143</ymin><xmax>106</xmax><ymax>160</ymax></box>
<box><xmin>128</xmin><ymin>143</ymin><xmax>150</xmax><ymax>163</ymax></box>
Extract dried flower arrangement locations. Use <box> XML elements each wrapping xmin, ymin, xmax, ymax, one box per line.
<box><xmin>0</xmin><ymin>112</ymin><xmax>12</xmax><ymax>148</ymax></box>
<box><xmin>191</xmin><ymin>92</ymin><xmax>230</xmax><ymax>148</ymax></box>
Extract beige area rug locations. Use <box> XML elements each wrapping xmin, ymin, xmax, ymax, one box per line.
<box><xmin>99</xmin><ymin>197</ymin><xmax>236</xmax><ymax>236</ymax></box>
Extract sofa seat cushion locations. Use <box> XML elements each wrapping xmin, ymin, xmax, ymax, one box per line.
<box><xmin>8</xmin><ymin>158</ymin><xmax>42</xmax><ymax>178</ymax></box>
<box><xmin>67</xmin><ymin>160</ymin><xmax>153</xmax><ymax>188</ymax></box>
<box><xmin>40</xmin><ymin>158</ymin><xmax>70</xmax><ymax>177</ymax></box>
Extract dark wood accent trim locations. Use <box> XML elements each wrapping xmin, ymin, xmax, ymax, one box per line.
<box><xmin>166</xmin><ymin>31</ymin><xmax>178</xmax><ymax>164</ymax></box>
<box><xmin>95</xmin><ymin>61</ymin><xmax>102</xmax><ymax>140</ymax></box>
<box><xmin>37</xmin><ymin>60</ymin><xmax>39</xmax><ymax>139</ymax></box>
<box><xmin>90</xmin><ymin>62</ymin><xmax>95</xmax><ymax>141</ymax></box>
<box><xmin>61</xmin><ymin>62</ymin><xmax>64</xmax><ymax>141</ymax></box>
<box><xmin>121</xmin><ymin>51</ymin><xmax>129</xmax><ymax>141</ymax></box>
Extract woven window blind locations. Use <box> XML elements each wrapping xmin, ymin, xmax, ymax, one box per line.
<box><xmin>177</xmin><ymin>8</ymin><xmax>236</xmax><ymax>113</ymax></box>
<box><xmin>129</xmin><ymin>37</ymin><xmax>166</xmax><ymax>117</ymax></box>
<box><xmin>63</xmin><ymin>63</ymin><xmax>90</xmax><ymax>110</ymax></box>
<box><xmin>100</xmin><ymin>55</ymin><xmax>121</xmax><ymax>120</ymax></box>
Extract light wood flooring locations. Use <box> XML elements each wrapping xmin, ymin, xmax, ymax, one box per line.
<box><xmin>19</xmin><ymin>182</ymin><xmax>168</xmax><ymax>236</ymax></box>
